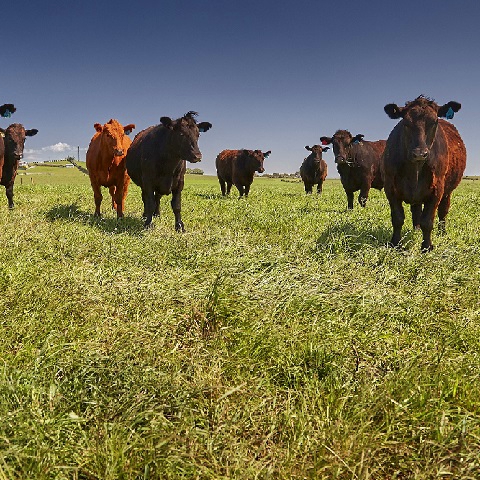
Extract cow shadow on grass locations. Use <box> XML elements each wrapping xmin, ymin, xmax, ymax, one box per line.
<box><xmin>45</xmin><ymin>204</ymin><xmax>145</xmax><ymax>234</ymax></box>
<box><xmin>315</xmin><ymin>222</ymin><xmax>405</xmax><ymax>253</ymax></box>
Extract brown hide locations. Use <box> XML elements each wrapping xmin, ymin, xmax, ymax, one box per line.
<box><xmin>86</xmin><ymin>119</ymin><xmax>135</xmax><ymax>218</ymax></box>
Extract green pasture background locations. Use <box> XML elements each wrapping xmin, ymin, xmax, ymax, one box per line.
<box><xmin>1</xmin><ymin>164</ymin><xmax>479</xmax><ymax>479</ymax></box>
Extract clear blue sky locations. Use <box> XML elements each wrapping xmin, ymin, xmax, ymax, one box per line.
<box><xmin>3</xmin><ymin>0</ymin><xmax>479</xmax><ymax>175</ymax></box>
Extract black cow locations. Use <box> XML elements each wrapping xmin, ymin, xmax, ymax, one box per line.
<box><xmin>299</xmin><ymin>145</ymin><xmax>329</xmax><ymax>194</ymax></box>
<box><xmin>320</xmin><ymin>130</ymin><xmax>386</xmax><ymax>209</ymax></box>
<box><xmin>125</xmin><ymin>111</ymin><xmax>212</xmax><ymax>230</ymax></box>
<box><xmin>0</xmin><ymin>123</ymin><xmax>38</xmax><ymax>208</ymax></box>
<box><xmin>215</xmin><ymin>149</ymin><xmax>271</xmax><ymax>197</ymax></box>
<box><xmin>383</xmin><ymin>95</ymin><xmax>466</xmax><ymax>251</ymax></box>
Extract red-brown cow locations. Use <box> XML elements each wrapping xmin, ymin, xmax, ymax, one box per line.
<box><xmin>216</xmin><ymin>149</ymin><xmax>271</xmax><ymax>197</ymax></box>
<box><xmin>299</xmin><ymin>145</ymin><xmax>329</xmax><ymax>194</ymax></box>
<box><xmin>383</xmin><ymin>95</ymin><xmax>466</xmax><ymax>251</ymax></box>
<box><xmin>86</xmin><ymin>119</ymin><xmax>135</xmax><ymax>218</ymax></box>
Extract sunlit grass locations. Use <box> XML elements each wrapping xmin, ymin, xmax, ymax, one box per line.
<box><xmin>1</xmin><ymin>168</ymin><xmax>479</xmax><ymax>478</ymax></box>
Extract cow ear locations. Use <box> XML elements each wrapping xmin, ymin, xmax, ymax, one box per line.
<box><xmin>197</xmin><ymin>122</ymin><xmax>212</xmax><ymax>133</ymax></box>
<box><xmin>94</xmin><ymin>123</ymin><xmax>103</xmax><ymax>132</ymax></box>
<box><xmin>305</xmin><ymin>145</ymin><xmax>312</xmax><ymax>151</ymax></box>
<box><xmin>320</xmin><ymin>136</ymin><xmax>332</xmax><ymax>145</ymax></box>
<box><xmin>263</xmin><ymin>150</ymin><xmax>271</xmax><ymax>158</ymax></box>
<box><xmin>0</xmin><ymin>104</ymin><xmax>15</xmax><ymax>117</ymax></box>
<box><xmin>0</xmin><ymin>128</ymin><xmax>5</xmax><ymax>135</ymax></box>
<box><xmin>124</xmin><ymin>124</ymin><xmax>135</xmax><ymax>135</ymax></box>
<box><xmin>160</xmin><ymin>117</ymin><xmax>173</xmax><ymax>129</ymax></box>
<box><xmin>438</xmin><ymin>101</ymin><xmax>461</xmax><ymax>119</ymax></box>
<box><xmin>384</xmin><ymin>103</ymin><xmax>404</xmax><ymax>119</ymax></box>
<box><xmin>25</xmin><ymin>129</ymin><xmax>38</xmax><ymax>137</ymax></box>
<box><xmin>352</xmin><ymin>134</ymin><xmax>364</xmax><ymax>144</ymax></box>
<box><xmin>322</xmin><ymin>146</ymin><xmax>330</xmax><ymax>152</ymax></box>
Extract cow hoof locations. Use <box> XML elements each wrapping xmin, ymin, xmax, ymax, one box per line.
<box><xmin>175</xmin><ymin>221</ymin><xmax>185</xmax><ymax>233</ymax></box>
<box><xmin>144</xmin><ymin>221</ymin><xmax>154</xmax><ymax>229</ymax></box>
<box><xmin>421</xmin><ymin>244</ymin><xmax>434</xmax><ymax>253</ymax></box>
<box><xmin>359</xmin><ymin>197</ymin><xmax>367</xmax><ymax>207</ymax></box>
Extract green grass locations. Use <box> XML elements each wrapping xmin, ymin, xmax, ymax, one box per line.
<box><xmin>1</xmin><ymin>166</ymin><xmax>480</xmax><ymax>479</ymax></box>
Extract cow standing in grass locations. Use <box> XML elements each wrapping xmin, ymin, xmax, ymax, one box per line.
<box><xmin>0</xmin><ymin>123</ymin><xmax>38</xmax><ymax>208</ymax></box>
<box><xmin>383</xmin><ymin>96</ymin><xmax>466</xmax><ymax>251</ymax></box>
<box><xmin>126</xmin><ymin>111</ymin><xmax>212</xmax><ymax>230</ymax></box>
<box><xmin>299</xmin><ymin>145</ymin><xmax>329</xmax><ymax>194</ymax></box>
<box><xmin>320</xmin><ymin>130</ymin><xmax>385</xmax><ymax>209</ymax></box>
<box><xmin>216</xmin><ymin>149</ymin><xmax>271</xmax><ymax>197</ymax></box>
<box><xmin>86</xmin><ymin>119</ymin><xmax>135</xmax><ymax>218</ymax></box>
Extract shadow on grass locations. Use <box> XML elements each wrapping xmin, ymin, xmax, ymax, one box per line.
<box><xmin>45</xmin><ymin>204</ymin><xmax>145</xmax><ymax>234</ymax></box>
<box><xmin>315</xmin><ymin>221</ymin><xmax>402</xmax><ymax>252</ymax></box>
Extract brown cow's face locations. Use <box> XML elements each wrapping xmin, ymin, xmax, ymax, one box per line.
<box><xmin>249</xmin><ymin>150</ymin><xmax>270</xmax><ymax>173</ymax></box>
<box><xmin>2</xmin><ymin>123</ymin><xmax>38</xmax><ymax>161</ymax></box>
<box><xmin>305</xmin><ymin>145</ymin><xmax>329</xmax><ymax>161</ymax></box>
<box><xmin>321</xmin><ymin>131</ymin><xmax>363</xmax><ymax>165</ymax></box>
<box><xmin>161</xmin><ymin>112</ymin><xmax>212</xmax><ymax>163</ymax></box>
<box><xmin>384</xmin><ymin>96</ymin><xmax>461</xmax><ymax>161</ymax></box>
<box><xmin>101</xmin><ymin>119</ymin><xmax>127</xmax><ymax>157</ymax></box>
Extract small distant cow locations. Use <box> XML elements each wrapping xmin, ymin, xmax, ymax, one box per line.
<box><xmin>0</xmin><ymin>104</ymin><xmax>15</xmax><ymax>118</ymax></box>
<box><xmin>126</xmin><ymin>111</ymin><xmax>212</xmax><ymax>230</ymax></box>
<box><xmin>299</xmin><ymin>145</ymin><xmax>329</xmax><ymax>194</ymax></box>
<box><xmin>0</xmin><ymin>123</ymin><xmax>38</xmax><ymax>208</ymax></box>
<box><xmin>383</xmin><ymin>95</ymin><xmax>466</xmax><ymax>251</ymax></box>
<box><xmin>216</xmin><ymin>149</ymin><xmax>271</xmax><ymax>197</ymax></box>
<box><xmin>320</xmin><ymin>130</ymin><xmax>385</xmax><ymax>209</ymax></box>
<box><xmin>86</xmin><ymin>119</ymin><xmax>135</xmax><ymax>218</ymax></box>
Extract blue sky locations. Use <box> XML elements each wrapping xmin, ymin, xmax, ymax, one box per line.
<box><xmin>3</xmin><ymin>1</ymin><xmax>479</xmax><ymax>175</ymax></box>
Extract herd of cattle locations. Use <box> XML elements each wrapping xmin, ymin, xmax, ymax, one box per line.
<box><xmin>0</xmin><ymin>96</ymin><xmax>467</xmax><ymax>251</ymax></box>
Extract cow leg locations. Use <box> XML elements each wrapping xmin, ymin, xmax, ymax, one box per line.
<box><xmin>90</xmin><ymin>180</ymin><xmax>103</xmax><ymax>217</ymax></box>
<box><xmin>305</xmin><ymin>183</ymin><xmax>312</xmax><ymax>194</ymax></box>
<box><xmin>153</xmin><ymin>191</ymin><xmax>161</xmax><ymax>217</ymax></box>
<box><xmin>358</xmin><ymin>183</ymin><xmax>370</xmax><ymax>207</ymax></box>
<box><xmin>388</xmin><ymin>198</ymin><xmax>405</xmax><ymax>247</ymax></box>
<box><xmin>236</xmin><ymin>184</ymin><xmax>245</xmax><ymax>198</ymax></box>
<box><xmin>410</xmin><ymin>204</ymin><xmax>422</xmax><ymax>229</ymax></box>
<box><xmin>317</xmin><ymin>181</ymin><xmax>323</xmax><ymax>195</ymax></box>
<box><xmin>346</xmin><ymin>191</ymin><xmax>354</xmax><ymax>210</ymax></box>
<box><xmin>244</xmin><ymin>184</ymin><xmax>251</xmax><ymax>197</ymax></box>
<box><xmin>142</xmin><ymin>187</ymin><xmax>156</xmax><ymax>228</ymax></box>
<box><xmin>5</xmin><ymin>183</ymin><xmax>14</xmax><ymax>209</ymax></box>
<box><xmin>218</xmin><ymin>178</ymin><xmax>227</xmax><ymax>196</ymax></box>
<box><xmin>437</xmin><ymin>194</ymin><xmax>451</xmax><ymax>235</ymax></box>
<box><xmin>114</xmin><ymin>181</ymin><xmax>128</xmax><ymax>219</ymax></box>
<box><xmin>171</xmin><ymin>185</ymin><xmax>185</xmax><ymax>232</ymax></box>
<box><xmin>109</xmin><ymin>185</ymin><xmax>117</xmax><ymax>211</ymax></box>
<box><xmin>419</xmin><ymin>199</ymin><xmax>439</xmax><ymax>252</ymax></box>
<box><xmin>226</xmin><ymin>182</ymin><xmax>232</xmax><ymax>195</ymax></box>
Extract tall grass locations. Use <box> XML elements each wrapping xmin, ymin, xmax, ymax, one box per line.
<box><xmin>1</xmin><ymin>169</ymin><xmax>479</xmax><ymax>479</ymax></box>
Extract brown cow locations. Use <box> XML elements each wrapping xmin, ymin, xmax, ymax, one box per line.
<box><xmin>0</xmin><ymin>123</ymin><xmax>38</xmax><ymax>208</ymax></box>
<box><xmin>216</xmin><ymin>149</ymin><xmax>271</xmax><ymax>197</ymax></box>
<box><xmin>86</xmin><ymin>119</ymin><xmax>135</xmax><ymax>218</ymax></box>
<box><xmin>300</xmin><ymin>145</ymin><xmax>329</xmax><ymax>194</ymax></box>
<box><xmin>383</xmin><ymin>95</ymin><xmax>466</xmax><ymax>251</ymax></box>
<box><xmin>320</xmin><ymin>130</ymin><xmax>386</xmax><ymax>209</ymax></box>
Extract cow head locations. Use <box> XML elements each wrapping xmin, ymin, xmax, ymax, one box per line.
<box><xmin>160</xmin><ymin>111</ymin><xmax>212</xmax><ymax>163</ymax></box>
<box><xmin>305</xmin><ymin>145</ymin><xmax>329</xmax><ymax>161</ymax></box>
<box><xmin>0</xmin><ymin>104</ymin><xmax>15</xmax><ymax>118</ymax></box>
<box><xmin>0</xmin><ymin>123</ymin><xmax>38</xmax><ymax>161</ymax></box>
<box><xmin>242</xmin><ymin>149</ymin><xmax>270</xmax><ymax>174</ymax></box>
<box><xmin>384</xmin><ymin>96</ymin><xmax>461</xmax><ymax>161</ymax></box>
<box><xmin>96</xmin><ymin>119</ymin><xmax>135</xmax><ymax>157</ymax></box>
<box><xmin>320</xmin><ymin>131</ymin><xmax>363</xmax><ymax>165</ymax></box>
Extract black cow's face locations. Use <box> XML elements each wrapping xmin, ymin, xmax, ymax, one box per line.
<box><xmin>248</xmin><ymin>149</ymin><xmax>270</xmax><ymax>173</ymax></box>
<box><xmin>321</xmin><ymin>131</ymin><xmax>362</xmax><ymax>165</ymax></box>
<box><xmin>1</xmin><ymin>123</ymin><xmax>38</xmax><ymax>161</ymax></box>
<box><xmin>305</xmin><ymin>145</ymin><xmax>329</xmax><ymax>160</ymax></box>
<box><xmin>161</xmin><ymin>112</ymin><xmax>212</xmax><ymax>163</ymax></box>
<box><xmin>384</xmin><ymin>96</ymin><xmax>461</xmax><ymax>161</ymax></box>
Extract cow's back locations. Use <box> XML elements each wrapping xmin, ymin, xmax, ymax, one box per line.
<box><xmin>216</xmin><ymin>150</ymin><xmax>237</xmax><ymax>181</ymax></box>
<box><xmin>440</xmin><ymin>119</ymin><xmax>466</xmax><ymax>195</ymax></box>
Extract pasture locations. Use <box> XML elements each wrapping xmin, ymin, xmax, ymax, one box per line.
<box><xmin>1</xmin><ymin>165</ymin><xmax>480</xmax><ymax>479</ymax></box>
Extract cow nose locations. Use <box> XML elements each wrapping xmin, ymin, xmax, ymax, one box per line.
<box><xmin>412</xmin><ymin>147</ymin><xmax>429</xmax><ymax>160</ymax></box>
<box><xmin>258</xmin><ymin>167</ymin><xmax>265</xmax><ymax>173</ymax></box>
<box><xmin>335</xmin><ymin>155</ymin><xmax>345</xmax><ymax>164</ymax></box>
<box><xmin>114</xmin><ymin>149</ymin><xmax>124</xmax><ymax>156</ymax></box>
<box><xmin>15</xmin><ymin>153</ymin><xmax>23</xmax><ymax>160</ymax></box>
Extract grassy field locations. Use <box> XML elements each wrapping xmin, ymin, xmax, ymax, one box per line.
<box><xmin>1</xmin><ymin>165</ymin><xmax>480</xmax><ymax>479</ymax></box>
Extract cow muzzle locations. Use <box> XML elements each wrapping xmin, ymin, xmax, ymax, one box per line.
<box><xmin>411</xmin><ymin>147</ymin><xmax>429</xmax><ymax>161</ymax></box>
<box><xmin>258</xmin><ymin>167</ymin><xmax>265</xmax><ymax>174</ymax></box>
<box><xmin>189</xmin><ymin>153</ymin><xmax>202</xmax><ymax>163</ymax></box>
<box><xmin>114</xmin><ymin>149</ymin><xmax>124</xmax><ymax>157</ymax></box>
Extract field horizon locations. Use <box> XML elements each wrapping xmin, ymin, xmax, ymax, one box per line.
<box><xmin>1</xmin><ymin>164</ymin><xmax>479</xmax><ymax>479</ymax></box>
